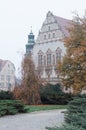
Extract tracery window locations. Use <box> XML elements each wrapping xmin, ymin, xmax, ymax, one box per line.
<box><xmin>44</xmin><ymin>35</ymin><xmax>46</xmax><ymax>40</ymax></box>
<box><xmin>56</xmin><ymin>48</ymin><xmax>62</xmax><ymax>63</ymax></box>
<box><xmin>47</xmin><ymin>54</ymin><xmax>51</xmax><ymax>65</ymax></box>
<box><xmin>53</xmin><ymin>54</ymin><xmax>55</xmax><ymax>65</ymax></box>
<box><xmin>38</xmin><ymin>50</ymin><xmax>44</xmax><ymax>67</ymax></box>
<box><xmin>56</xmin><ymin>52</ymin><xmax>61</xmax><ymax>61</ymax></box>
<box><xmin>48</xmin><ymin>26</ymin><xmax>50</xmax><ymax>31</ymax></box>
<box><xmin>48</xmin><ymin>33</ymin><xmax>50</xmax><ymax>39</ymax></box>
<box><xmin>38</xmin><ymin>55</ymin><xmax>43</xmax><ymax>66</ymax></box>
<box><xmin>44</xmin><ymin>56</ymin><xmax>46</xmax><ymax>66</ymax></box>
<box><xmin>46</xmin><ymin>49</ymin><xmax>52</xmax><ymax>66</ymax></box>
<box><xmin>53</xmin><ymin>33</ymin><xmax>55</xmax><ymax>38</ymax></box>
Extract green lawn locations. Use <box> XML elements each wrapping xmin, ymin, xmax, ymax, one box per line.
<box><xmin>25</xmin><ymin>105</ymin><xmax>67</xmax><ymax>113</ymax></box>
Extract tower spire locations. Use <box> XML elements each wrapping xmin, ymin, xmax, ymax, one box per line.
<box><xmin>25</xmin><ymin>28</ymin><xmax>35</xmax><ymax>55</ymax></box>
<box><xmin>30</xmin><ymin>26</ymin><xmax>32</xmax><ymax>33</ymax></box>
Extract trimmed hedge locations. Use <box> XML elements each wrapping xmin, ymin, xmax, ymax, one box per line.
<box><xmin>0</xmin><ymin>100</ymin><xmax>28</xmax><ymax>117</ymax></box>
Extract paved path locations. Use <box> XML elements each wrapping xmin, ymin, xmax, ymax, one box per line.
<box><xmin>0</xmin><ymin>109</ymin><xmax>65</xmax><ymax>130</ymax></box>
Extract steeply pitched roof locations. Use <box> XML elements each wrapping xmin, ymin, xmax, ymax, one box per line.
<box><xmin>0</xmin><ymin>59</ymin><xmax>15</xmax><ymax>72</ymax></box>
<box><xmin>0</xmin><ymin>59</ymin><xmax>7</xmax><ymax>72</ymax></box>
<box><xmin>54</xmin><ymin>15</ymin><xmax>71</xmax><ymax>37</ymax></box>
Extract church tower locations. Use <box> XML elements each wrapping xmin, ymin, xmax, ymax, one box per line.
<box><xmin>25</xmin><ymin>29</ymin><xmax>35</xmax><ymax>55</ymax></box>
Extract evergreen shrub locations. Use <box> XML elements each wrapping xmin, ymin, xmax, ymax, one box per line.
<box><xmin>0</xmin><ymin>100</ymin><xmax>28</xmax><ymax>117</ymax></box>
<box><xmin>46</xmin><ymin>94</ymin><xmax>86</xmax><ymax>130</ymax></box>
<box><xmin>0</xmin><ymin>91</ymin><xmax>14</xmax><ymax>100</ymax></box>
<box><xmin>40</xmin><ymin>84</ymin><xmax>73</xmax><ymax>104</ymax></box>
<box><xmin>46</xmin><ymin>124</ymin><xmax>84</xmax><ymax>130</ymax></box>
<box><xmin>65</xmin><ymin>94</ymin><xmax>86</xmax><ymax>129</ymax></box>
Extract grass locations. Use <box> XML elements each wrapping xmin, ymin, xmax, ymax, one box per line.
<box><xmin>25</xmin><ymin>105</ymin><xmax>67</xmax><ymax>113</ymax></box>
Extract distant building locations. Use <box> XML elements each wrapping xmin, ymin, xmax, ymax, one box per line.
<box><xmin>0</xmin><ymin>59</ymin><xmax>15</xmax><ymax>91</ymax></box>
<box><xmin>25</xmin><ymin>11</ymin><xmax>71</xmax><ymax>85</ymax></box>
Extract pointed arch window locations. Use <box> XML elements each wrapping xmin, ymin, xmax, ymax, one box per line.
<box><xmin>38</xmin><ymin>50</ymin><xmax>44</xmax><ymax>67</ymax></box>
<box><xmin>47</xmin><ymin>54</ymin><xmax>51</xmax><ymax>65</ymax></box>
<box><xmin>53</xmin><ymin>33</ymin><xmax>55</xmax><ymax>38</ymax></box>
<box><xmin>48</xmin><ymin>34</ymin><xmax>50</xmax><ymax>39</ymax></box>
<box><xmin>44</xmin><ymin>35</ymin><xmax>46</xmax><ymax>40</ymax></box>
<box><xmin>48</xmin><ymin>26</ymin><xmax>50</xmax><ymax>31</ymax></box>
<box><xmin>56</xmin><ymin>52</ymin><xmax>61</xmax><ymax>61</ymax></box>
<box><xmin>46</xmin><ymin>49</ymin><xmax>52</xmax><ymax>66</ymax></box>
<box><xmin>44</xmin><ymin>56</ymin><xmax>46</xmax><ymax>66</ymax></box>
<box><xmin>56</xmin><ymin>48</ymin><xmax>62</xmax><ymax>63</ymax></box>
<box><xmin>53</xmin><ymin>54</ymin><xmax>55</xmax><ymax>65</ymax></box>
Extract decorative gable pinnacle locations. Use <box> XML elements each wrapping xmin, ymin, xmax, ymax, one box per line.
<box><xmin>47</xmin><ymin>11</ymin><xmax>53</xmax><ymax>17</ymax></box>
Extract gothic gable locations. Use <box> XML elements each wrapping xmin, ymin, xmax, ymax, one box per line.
<box><xmin>36</xmin><ymin>11</ymin><xmax>71</xmax><ymax>44</ymax></box>
<box><xmin>36</xmin><ymin>11</ymin><xmax>64</xmax><ymax>44</ymax></box>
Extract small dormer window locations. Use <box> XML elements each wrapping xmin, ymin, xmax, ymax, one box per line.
<box><xmin>53</xmin><ymin>33</ymin><xmax>55</xmax><ymax>38</ymax></box>
<box><xmin>48</xmin><ymin>26</ymin><xmax>50</xmax><ymax>31</ymax></box>
<box><xmin>44</xmin><ymin>35</ymin><xmax>46</xmax><ymax>40</ymax></box>
<box><xmin>48</xmin><ymin>34</ymin><xmax>50</xmax><ymax>39</ymax></box>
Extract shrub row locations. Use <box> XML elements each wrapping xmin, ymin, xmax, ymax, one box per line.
<box><xmin>0</xmin><ymin>85</ymin><xmax>73</xmax><ymax>105</ymax></box>
<box><xmin>40</xmin><ymin>84</ymin><xmax>73</xmax><ymax>105</ymax></box>
<box><xmin>0</xmin><ymin>100</ymin><xmax>28</xmax><ymax>117</ymax></box>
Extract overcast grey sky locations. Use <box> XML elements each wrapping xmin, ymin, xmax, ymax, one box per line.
<box><xmin>0</xmin><ymin>0</ymin><xmax>86</xmax><ymax>77</ymax></box>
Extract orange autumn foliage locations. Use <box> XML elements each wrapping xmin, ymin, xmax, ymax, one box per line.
<box><xmin>14</xmin><ymin>55</ymin><xmax>41</xmax><ymax>105</ymax></box>
<box><xmin>60</xmin><ymin>12</ymin><xmax>86</xmax><ymax>94</ymax></box>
